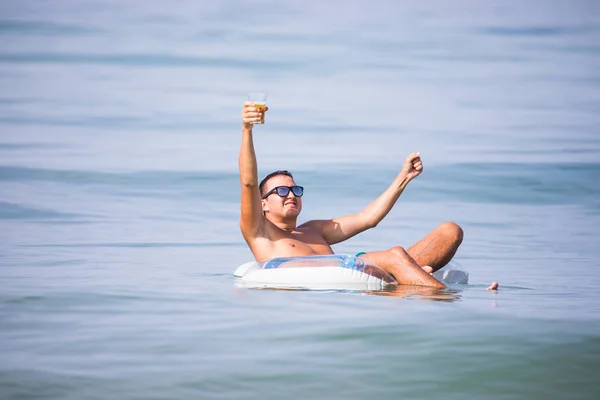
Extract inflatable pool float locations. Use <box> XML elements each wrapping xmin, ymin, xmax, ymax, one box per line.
<box><xmin>234</xmin><ymin>254</ymin><xmax>468</xmax><ymax>291</ymax></box>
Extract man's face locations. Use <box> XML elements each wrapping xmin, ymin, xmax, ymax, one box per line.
<box><xmin>261</xmin><ymin>175</ymin><xmax>302</xmax><ymax>218</ymax></box>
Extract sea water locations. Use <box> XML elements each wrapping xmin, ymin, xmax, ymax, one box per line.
<box><xmin>1</xmin><ymin>1</ymin><xmax>600</xmax><ymax>399</ymax></box>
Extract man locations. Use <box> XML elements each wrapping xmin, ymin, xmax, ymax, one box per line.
<box><xmin>239</xmin><ymin>101</ymin><xmax>465</xmax><ymax>289</ymax></box>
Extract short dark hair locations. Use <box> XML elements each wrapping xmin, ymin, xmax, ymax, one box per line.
<box><xmin>259</xmin><ymin>170</ymin><xmax>294</xmax><ymax>197</ymax></box>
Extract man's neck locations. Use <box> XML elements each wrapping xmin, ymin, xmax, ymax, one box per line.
<box><xmin>267</xmin><ymin>216</ymin><xmax>297</xmax><ymax>232</ymax></box>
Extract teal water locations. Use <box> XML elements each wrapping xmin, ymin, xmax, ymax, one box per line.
<box><xmin>1</xmin><ymin>1</ymin><xmax>600</xmax><ymax>399</ymax></box>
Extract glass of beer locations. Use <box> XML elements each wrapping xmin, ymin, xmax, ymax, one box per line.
<box><xmin>248</xmin><ymin>92</ymin><xmax>267</xmax><ymax>124</ymax></box>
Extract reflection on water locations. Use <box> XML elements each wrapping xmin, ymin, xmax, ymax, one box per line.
<box><xmin>372</xmin><ymin>285</ymin><xmax>463</xmax><ymax>302</ymax></box>
<box><xmin>239</xmin><ymin>283</ymin><xmax>463</xmax><ymax>302</ymax></box>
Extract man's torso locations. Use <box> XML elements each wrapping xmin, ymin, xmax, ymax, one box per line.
<box><xmin>249</xmin><ymin>220</ymin><xmax>334</xmax><ymax>262</ymax></box>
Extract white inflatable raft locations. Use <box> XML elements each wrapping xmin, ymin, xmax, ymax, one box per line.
<box><xmin>234</xmin><ymin>254</ymin><xmax>468</xmax><ymax>291</ymax></box>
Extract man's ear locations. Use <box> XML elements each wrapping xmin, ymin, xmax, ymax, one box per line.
<box><xmin>262</xmin><ymin>199</ymin><xmax>269</xmax><ymax>213</ymax></box>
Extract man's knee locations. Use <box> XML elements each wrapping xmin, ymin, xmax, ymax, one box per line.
<box><xmin>440</xmin><ymin>222</ymin><xmax>463</xmax><ymax>245</ymax></box>
<box><xmin>389</xmin><ymin>246</ymin><xmax>407</xmax><ymax>257</ymax></box>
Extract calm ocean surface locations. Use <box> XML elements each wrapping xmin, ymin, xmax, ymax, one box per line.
<box><xmin>1</xmin><ymin>1</ymin><xmax>600</xmax><ymax>399</ymax></box>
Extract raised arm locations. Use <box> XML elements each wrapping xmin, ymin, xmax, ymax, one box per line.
<box><xmin>318</xmin><ymin>153</ymin><xmax>423</xmax><ymax>244</ymax></box>
<box><xmin>239</xmin><ymin>102</ymin><xmax>268</xmax><ymax>241</ymax></box>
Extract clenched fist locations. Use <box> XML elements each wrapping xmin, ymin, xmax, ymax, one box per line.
<box><xmin>401</xmin><ymin>152</ymin><xmax>423</xmax><ymax>181</ymax></box>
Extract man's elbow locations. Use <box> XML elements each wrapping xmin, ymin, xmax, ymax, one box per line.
<box><xmin>359</xmin><ymin>213</ymin><xmax>379</xmax><ymax>229</ymax></box>
<box><xmin>240</xmin><ymin>181</ymin><xmax>256</xmax><ymax>189</ymax></box>
<box><xmin>366</xmin><ymin>219</ymin><xmax>379</xmax><ymax>229</ymax></box>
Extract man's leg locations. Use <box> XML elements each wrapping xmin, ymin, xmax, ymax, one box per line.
<box><xmin>406</xmin><ymin>222</ymin><xmax>463</xmax><ymax>272</ymax></box>
<box><xmin>359</xmin><ymin>247</ymin><xmax>446</xmax><ymax>288</ymax></box>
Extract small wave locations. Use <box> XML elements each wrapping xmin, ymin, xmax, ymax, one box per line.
<box><xmin>0</xmin><ymin>52</ymin><xmax>303</xmax><ymax>70</ymax></box>
<box><xmin>0</xmin><ymin>19</ymin><xmax>101</xmax><ymax>36</ymax></box>
<box><xmin>0</xmin><ymin>165</ymin><xmax>237</xmax><ymax>186</ymax></box>
<box><xmin>0</xmin><ymin>201</ymin><xmax>92</xmax><ymax>221</ymax></box>
<box><xmin>0</xmin><ymin>142</ymin><xmax>64</xmax><ymax>150</ymax></box>
<box><xmin>476</xmin><ymin>25</ymin><xmax>596</xmax><ymax>37</ymax></box>
<box><xmin>302</xmin><ymin>162</ymin><xmax>600</xmax><ymax>208</ymax></box>
<box><xmin>19</xmin><ymin>242</ymin><xmax>243</xmax><ymax>248</ymax></box>
<box><xmin>419</xmin><ymin>162</ymin><xmax>600</xmax><ymax>207</ymax></box>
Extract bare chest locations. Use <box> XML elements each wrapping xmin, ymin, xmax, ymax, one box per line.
<box><xmin>254</xmin><ymin>227</ymin><xmax>334</xmax><ymax>260</ymax></box>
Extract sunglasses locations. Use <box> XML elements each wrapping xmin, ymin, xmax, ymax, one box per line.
<box><xmin>262</xmin><ymin>185</ymin><xmax>304</xmax><ymax>199</ymax></box>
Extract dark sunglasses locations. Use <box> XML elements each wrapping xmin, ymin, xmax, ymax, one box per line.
<box><xmin>262</xmin><ymin>185</ymin><xmax>304</xmax><ymax>199</ymax></box>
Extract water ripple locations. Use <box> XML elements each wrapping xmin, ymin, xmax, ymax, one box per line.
<box><xmin>0</xmin><ymin>52</ymin><xmax>304</xmax><ymax>70</ymax></box>
<box><xmin>477</xmin><ymin>25</ymin><xmax>598</xmax><ymax>37</ymax></box>
<box><xmin>0</xmin><ymin>202</ymin><xmax>94</xmax><ymax>221</ymax></box>
<box><xmin>0</xmin><ymin>19</ymin><xmax>101</xmax><ymax>36</ymax></box>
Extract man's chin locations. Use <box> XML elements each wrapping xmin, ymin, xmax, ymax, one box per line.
<box><xmin>285</xmin><ymin>208</ymin><xmax>301</xmax><ymax>217</ymax></box>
